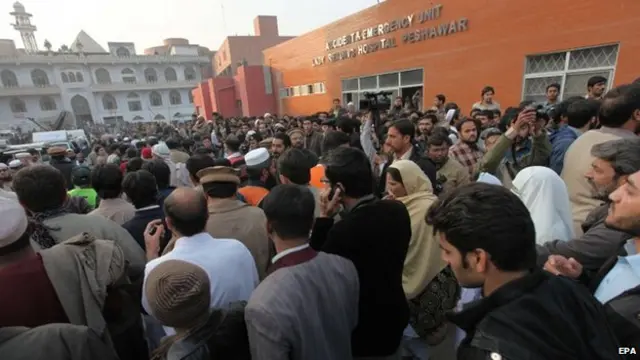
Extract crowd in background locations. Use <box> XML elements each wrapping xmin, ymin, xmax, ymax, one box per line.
<box><xmin>0</xmin><ymin>75</ymin><xmax>639</xmax><ymax>360</ymax></box>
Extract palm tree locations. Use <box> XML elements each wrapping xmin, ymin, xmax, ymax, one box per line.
<box><xmin>43</xmin><ymin>39</ymin><xmax>52</xmax><ymax>52</ymax></box>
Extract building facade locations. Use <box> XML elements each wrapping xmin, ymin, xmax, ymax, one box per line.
<box><xmin>263</xmin><ymin>0</ymin><xmax>640</xmax><ymax>116</ymax></box>
<box><xmin>0</xmin><ymin>3</ymin><xmax>210</xmax><ymax>129</ymax></box>
<box><xmin>192</xmin><ymin>16</ymin><xmax>293</xmax><ymax>118</ymax></box>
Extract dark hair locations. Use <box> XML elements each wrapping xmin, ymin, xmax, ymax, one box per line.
<box><xmin>386</xmin><ymin>167</ymin><xmax>404</xmax><ymax>184</ymax></box>
<box><xmin>599</xmin><ymin>83</ymin><xmax>640</xmax><ymax>128</ymax></box>
<box><xmin>566</xmin><ymin>99</ymin><xmax>600</xmax><ymax>128</ymax></box>
<box><xmin>427</xmin><ymin>132</ymin><xmax>453</xmax><ymax>148</ymax></box>
<box><xmin>13</xmin><ymin>165</ymin><xmax>67</xmax><ymax>212</ymax></box>
<box><xmin>165</xmin><ymin>138</ymin><xmax>179</xmax><ymax>149</ymax></box>
<box><xmin>546</xmin><ymin>83</ymin><xmax>561</xmax><ymax>92</ymax></box>
<box><xmin>273</xmin><ymin>132</ymin><xmax>291</xmax><ymax>148</ymax></box>
<box><xmin>194</xmin><ymin>147</ymin><xmax>214</xmax><ymax>155</ymax></box>
<box><xmin>389</xmin><ymin>119</ymin><xmax>415</xmax><ymax>139</ymax></box>
<box><xmin>202</xmin><ymin>181</ymin><xmax>237</xmax><ymax>199</ymax></box>
<box><xmin>261</xmin><ymin>184</ymin><xmax>315</xmax><ymax>239</ymax></box>
<box><xmin>336</xmin><ymin>117</ymin><xmax>357</xmax><ymax>134</ymax></box>
<box><xmin>125</xmin><ymin>148</ymin><xmax>138</xmax><ymax>159</ymax></box>
<box><xmin>126</xmin><ymin>157</ymin><xmax>144</xmax><ymax>173</ymax></box>
<box><xmin>421</xmin><ymin>114</ymin><xmax>438</xmax><ymax>125</ymax></box>
<box><xmin>278</xmin><ymin>148</ymin><xmax>312</xmax><ymax>185</ymax></box>
<box><xmin>164</xmin><ymin>190</ymin><xmax>208</xmax><ymax>236</ymax></box>
<box><xmin>426</xmin><ymin>183</ymin><xmax>536</xmax><ymax>271</ymax></box>
<box><xmin>587</xmin><ymin>75</ymin><xmax>607</xmax><ymax>88</ymax></box>
<box><xmin>107</xmin><ymin>143</ymin><xmax>119</xmax><ymax>155</ymax></box>
<box><xmin>71</xmin><ymin>166</ymin><xmax>91</xmax><ymax>187</ymax></box>
<box><xmin>551</xmin><ymin>96</ymin><xmax>585</xmax><ymax>123</ymax></box>
<box><xmin>142</xmin><ymin>159</ymin><xmax>171</xmax><ymax>189</ymax></box>
<box><xmin>481</xmin><ymin>86</ymin><xmax>495</xmax><ymax>96</ymax></box>
<box><xmin>225</xmin><ymin>135</ymin><xmax>241</xmax><ymax>152</ymax></box>
<box><xmin>477</xmin><ymin>109</ymin><xmax>494</xmax><ymax>120</ymax></box>
<box><xmin>122</xmin><ymin>170</ymin><xmax>158</xmax><ymax>208</ymax></box>
<box><xmin>91</xmin><ymin>164</ymin><xmax>124</xmax><ymax>199</ymax></box>
<box><xmin>186</xmin><ymin>155</ymin><xmax>216</xmax><ymax>182</ymax></box>
<box><xmin>322</xmin><ymin>131</ymin><xmax>350</xmax><ymax>154</ymax></box>
<box><xmin>435</xmin><ymin>94</ymin><xmax>446</xmax><ymax>103</ymax></box>
<box><xmin>324</xmin><ymin>147</ymin><xmax>373</xmax><ymax>198</ymax></box>
<box><xmin>455</xmin><ymin>117</ymin><xmax>481</xmax><ymax>133</ymax></box>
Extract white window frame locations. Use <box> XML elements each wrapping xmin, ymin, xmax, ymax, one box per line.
<box><xmin>340</xmin><ymin>68</ymin><xmax>424</xmax><ymax>110</ymax></box>
<box><xmin>521</xmin><ymin>44</ymin><xmax>619</xmax><ymax>102</ymax></box>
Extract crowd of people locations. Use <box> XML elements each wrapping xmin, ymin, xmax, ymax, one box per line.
<box><xmin>0</xmin><ymin>75</ymin><xmax>639</xmax><ymax>360</ymax></box>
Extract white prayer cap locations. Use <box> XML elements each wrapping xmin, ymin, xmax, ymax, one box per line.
<box><xmin>0</xmin><ymin>197</ymin><xmax>28</xmax><ymax>249</ymax></box>
<box><xmin>477</xmin><ymin>172</ymin><xmax>502</xmax><ymax>186</ymax></box>
<box><xmin>152</xmin><ymin>143</ymin><xmax>170</xmax><ymax>157</ymax></box>
<box><xmin>8</xmin><ymin>160</ymin><xmax>21</xmax><ymax>169</ymax></box>
<box><xmin>14</xmin><ymin>152</ymin><xmax>30</xmax><ymax>159</ymax></box>
<box><xmin>245</xmin><ymin>148</ymin><xmax>270</xmax><ymax>168</ymax></box>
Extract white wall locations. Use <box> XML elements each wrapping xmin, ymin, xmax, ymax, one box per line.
<box><xmin>1</xmin><ymin>59</ymin><xmax>200</xmax><ymax>127</ymax></box>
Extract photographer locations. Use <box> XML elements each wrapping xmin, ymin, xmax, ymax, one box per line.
<box><xmin>475</xmin><ymin>106</ymin><xmax>552</xmax><ymax>188</ymax></box>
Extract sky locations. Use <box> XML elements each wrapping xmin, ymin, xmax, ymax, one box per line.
<box><xmin>4</xmin><ymin>0</ymin><xmax>378</xmax><ymax>52</ymax></box>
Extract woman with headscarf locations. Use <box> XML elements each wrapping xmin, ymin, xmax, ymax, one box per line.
<box><xmin>385</xmin><ymin>160</ymin><xmax>458</xmax><ymax>359</ymax></box>
<box><xmin>512</xmin><ymin>166</ymin><xmax>574</xmax><ymax>245</ymax></box>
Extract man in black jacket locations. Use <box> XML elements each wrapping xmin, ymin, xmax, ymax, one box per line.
<box><xmin>429</xmin><ymin>183</ymin><xmax>621</xmax><ymax>360</ymax></box>
<box><xmin>47</xmin><ymin>146</ymin><xmax>74</xmax><ymax>190</ymax></box>
<box><xmin>378</xmin><ymin>119</ymin><xmax>440</xmax><ymax>197</ymax></box>
<box><xmin>311</xmin><ymin>147</ymin><xmax>411</xmax><ymax>359</ymax></box>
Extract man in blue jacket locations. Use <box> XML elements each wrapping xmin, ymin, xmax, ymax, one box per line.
<box><xmin>549</xmin><ymin>98</ymin><xmax>599</xmax><ymax>174</ymax></box>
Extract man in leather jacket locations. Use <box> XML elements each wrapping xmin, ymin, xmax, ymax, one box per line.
<box><xmin>427</xmin><ymin>183</ymin><xmax>622</xmax><ymax>360</ymax></box>
<box><xmin>48</xmin><ymin>146</ymin><xmax>74</xmax><ymax>190</ymax></box>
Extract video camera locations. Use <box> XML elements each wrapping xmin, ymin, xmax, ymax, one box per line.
<box><xmin>359</xmin><ymin>91</ymin><xmax>393</xmax><ymax>112</ymax></box>
<box><xmin>360</xmin><ymin>91</ymin><xmax>393</xmax><ymax>143</ymax></box>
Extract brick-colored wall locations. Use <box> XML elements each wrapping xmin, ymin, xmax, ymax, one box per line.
<box><xmin>264</xmin><ymin>0</ymin><xmax>640</xmax><ymax>116</ymax></box>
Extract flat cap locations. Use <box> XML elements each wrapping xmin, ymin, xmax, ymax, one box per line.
<box><xmin>197</xmin><ymin>166</ymin><xmax>240</xmax><ymax>185</ymax></box>
<box><xmin>47</xmin><ymin>146</ymin><xmax>67</xmax><ymax>156</ymax></box>
<box><xmin>0</xmin><ymin>197</ymin><xmax>28</xmax><ymax>249</ymax></box>
<box><xmin>245</xmin><ymin>148</ymin><xmax>270</xmax><ymax>168</ymax></box>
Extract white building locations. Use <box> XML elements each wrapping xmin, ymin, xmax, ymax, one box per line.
<box><xmin>0</xmin><ymin>3</ymin><xmax>210</xmax><ymax>130</ymax></box>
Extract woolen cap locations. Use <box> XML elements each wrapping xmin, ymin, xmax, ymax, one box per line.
<box><xmin>245</xmin><ymin>148</ymin><xmax>270</xmax><ymax>168</ymax></box>
<box><xmin>0</xmin><ymin>197</ymin><xmax>28</xmax><ymax>249</ymax></box>
<box><xmin>47</xmin><ymin>146</ymin><xmax>67</xmax><ymax>156</ymax></box>
<box><xmin>141</xmin><ymin>147</ymin><xmax>153</xmax><ymax>159</ymax></box>
<box><xmin>145</xmin><ymin>260</ymin><xmax>210</xmax><ymax>329</ymax></box>
<box><xmin>197</xmin><ymin>166</ymin><xmax>240</xmax><ymax>185</ymax></box>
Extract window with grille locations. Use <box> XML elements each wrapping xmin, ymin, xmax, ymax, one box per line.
<box><xmin>169</xmin><ymin>90</ymin><xmax>182</xmax><ymax>105</ymax></box>
<box><xmin>150</xmin><ymin>92</ymin><xmax>163</xmax><ymax>106</ymax></box>
<box><xmin>522</xmin><ymin>44</ymin><xmax>618</xmax><ymax>101</ymax></box>
<box><xmin>40</xmin><ymin>96</ymin><xmax>57</xmax><ymax>111</ymax></box>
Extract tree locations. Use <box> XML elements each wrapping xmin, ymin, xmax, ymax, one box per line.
<box><xmin>43</xmin><ymin>39</ymin><xmax>51</xmax><ymax>51</ymax></box>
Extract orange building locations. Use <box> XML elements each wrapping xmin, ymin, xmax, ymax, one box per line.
<box><xmin>263</xmin><ymin>0</ymin><xmax>640</xmax><ymax>116</ymax></box>
<box><xmin>192</xmin><ymin>16</ymin><xmax>292</xmax><ymax>117</ymax></box>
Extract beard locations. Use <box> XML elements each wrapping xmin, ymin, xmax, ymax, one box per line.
<box><xmin>605</xmin><ymin>203</ymin><xmax>640</xmax><ymax>237</ymax></box>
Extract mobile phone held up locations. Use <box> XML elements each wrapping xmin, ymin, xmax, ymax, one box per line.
<box><xmin>328</xmin><ymin>184</ymin><xmax>344</xmax><ymax>201</ymax></box>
